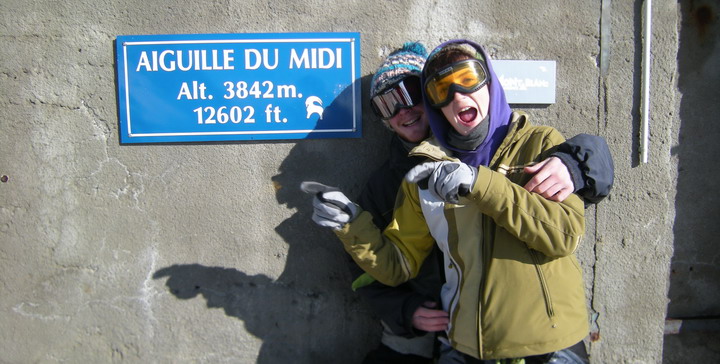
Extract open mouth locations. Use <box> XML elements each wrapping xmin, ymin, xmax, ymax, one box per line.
<box><xmin>458</xmin><ymin>107</ymin><xmax>478</xmax><ymax>124</ymax></box>
<box><xmin>402</xmin><ymin>116</ymin><xmax>420</xmax><ymax>127</ymax></box>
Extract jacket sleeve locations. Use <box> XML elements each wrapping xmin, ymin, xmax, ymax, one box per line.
<box><xmin>335</xmin><ymin>181</ymin><xmax>436</xmax><ymax>287</ymax></box>
<box><xmin>355</xmin><ymin>279</ymin><xmax>429</xmax><ymax>337</ymax></box>
<box><xmin>551</xmin><ymin>133</ymin><xmax>615</xmax><ymax>205</ymax></box>
<box><xmin>357</xmin><ymin>162</ymin><xmax>396</xmax><ymax>229</ymax></box>
<box><xmin>465</xmin><ymin>129</ymin><xmax>586</xmax><ymax>258</ymax></box>
<box><xmin>351</xmin><ymin>187</ymin><xmax>425</xmax><ymax>337</ymax></box>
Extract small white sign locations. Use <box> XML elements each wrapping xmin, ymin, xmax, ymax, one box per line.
<box><xmin>494</xmin><ymin>60</ymin><xmax>556</xmax><ymax>104</ymax></box>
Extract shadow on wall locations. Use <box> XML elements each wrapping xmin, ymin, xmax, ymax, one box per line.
<box><xmin>153</xmin><ymin>75</ymin><xmax>391</xmax><ymax>363</ymax></box>
<box><xmin>665</xmin><ymin>1</ymin><xmax>720</xmax><ymax>363</ymax></box>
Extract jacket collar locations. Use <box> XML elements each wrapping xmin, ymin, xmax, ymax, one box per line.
<box><xmin>410</xmin><ymin>111</ymin><xmax>531</xmax><ymax>167</ymax></box>
<box><xmin>408</xmin><ymin>136</ymin><xmax>458</xmax><ymax>162</ymax></box>
<box><xmin>488</xmin><ymin>111</ymin><xmax>529</xmax><ymax>168</ymax></box>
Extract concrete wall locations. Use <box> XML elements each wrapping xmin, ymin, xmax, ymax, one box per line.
<box><xmin>663</xmin><ymin>1</ymin><xmax>720</xmax><ymax>362</ymax></box>
<box><xmin>0</xmin><ymin>1</ymin><xmax>683</xmax><ymax>362</ymax></box>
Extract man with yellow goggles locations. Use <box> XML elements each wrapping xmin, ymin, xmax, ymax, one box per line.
<box><xmin>423</xmin><ymin>59</ymin><xmax>488</xmax><ymax>108</ymax></box>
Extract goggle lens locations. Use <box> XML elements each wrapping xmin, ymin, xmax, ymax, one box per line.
<box><xmin>371</xmin><ymin>77</ymin><xmax>422</xmax><ymax>119</ymax></box>
<box><xmin>424</xmin><ymin>59</ymin><xmax>488</xmax><ymax>107</ymax></box>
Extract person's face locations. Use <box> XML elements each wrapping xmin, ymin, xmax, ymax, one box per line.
<box><xmin>387</xmin><ymin>104</ymin><xmax>429</xmax><ymax>143</ymax></box>
<box><xmin>440</xmin><ymin>84</ymin><xmax>490</xmax><ymax>136</ymax></box>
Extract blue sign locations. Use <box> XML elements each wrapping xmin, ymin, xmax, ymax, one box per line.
<box><xmin>115</xmin><ymin>33</ymin><xmax>361</xmax><ymax>143</ymax></box>
<box><xmin>494</xmin><ymin>60</ymin><xmax>556</xmax><ymax>104</ymax></box>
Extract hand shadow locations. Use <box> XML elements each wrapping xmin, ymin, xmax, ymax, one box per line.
<box><xmin>153</xmin><ymin>263</ymin><xmax>329</xmax><ymax>362</ymax></box>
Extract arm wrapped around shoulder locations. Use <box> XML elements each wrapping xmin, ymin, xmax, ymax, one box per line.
<box><xmin>552</xmin><ymin>133</ymin><xmax>614</xmax><ymax>204</ymax></box>
<box><xmin>468</xmin><ymin>167</ymin><xmax>585</xmax><ymax>257</ymax></box>
<box><xmin>461</xmin><ymin>123</ymin><xmax>586</xmax><ymax>257</ymax></box>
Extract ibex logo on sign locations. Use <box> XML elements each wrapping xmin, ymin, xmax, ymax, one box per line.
<box><xmin>305</xmin><ymin>96</ymin><xmax>324</xmax><ymax>120</ymax></box>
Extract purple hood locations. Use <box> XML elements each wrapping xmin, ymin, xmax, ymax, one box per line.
<box><xmin>421</xmin><ymin>40</ymin><xmax>512</xmax><ymax>167</ymax></box>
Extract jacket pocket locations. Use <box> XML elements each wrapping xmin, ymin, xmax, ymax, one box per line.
<box><xmin>529</xmin><ymin>249</ymin><xmax>554</xmax><ymax>318</ymax></box>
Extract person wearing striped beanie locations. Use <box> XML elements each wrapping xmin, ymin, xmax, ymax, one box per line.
<box><xmin>354</xmin><ymin>42</ymin><xmax>444</xmax><ymax>364</ymax></box>
<box><xmin>368</xmin><ymin>42</ymin><xmax>431</xmax><ymax>143</ymax></box>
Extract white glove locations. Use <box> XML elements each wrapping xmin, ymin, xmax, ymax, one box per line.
<box><xmin>405</xmin><ymin>161</ymin><xmax>477</xmax><ymax>204</ymax></box>
<box><xmin>301</xmin><ymin>181</ymin><xmax>359</xmax><ymax>230</ymax></box>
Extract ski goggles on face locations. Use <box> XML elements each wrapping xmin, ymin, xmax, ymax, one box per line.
<box><xmin>424</xmin><ymin>59</ymin><xmax>489</xmax><ymax>108</ymax></box>
<box><xmin>370</xmin><ymin>76</ymin><xmax>423</xmax><ymax>120</ymax></box>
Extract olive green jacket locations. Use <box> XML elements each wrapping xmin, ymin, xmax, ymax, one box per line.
<box><xmin>336</xmin><ymin>112</ymin><xmax>588</xmax><ymax>359</ymax></box>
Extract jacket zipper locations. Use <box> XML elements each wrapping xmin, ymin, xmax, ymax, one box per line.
<box><xmin>477</xmin><ymin>215</ymin><xmax>493</xmax><ymax>357</ymax></box>
<box><xmin>529</xmin><ymin>249</ymin><xmax>555</xmax><ymax>318</ymax></box>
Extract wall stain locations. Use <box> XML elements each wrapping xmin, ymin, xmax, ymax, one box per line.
<box><xmin>691</xmin><ymin>1</ymin><xmax>716</xmax><ymax>39</ymax></box>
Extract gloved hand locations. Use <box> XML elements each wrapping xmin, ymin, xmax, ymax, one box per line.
<box><xmin>405</xmin><ymin>161</ymin><xmax>477</xmax><ymax>204</ymax></box>
<box><xmin>300</xmin><ymin>181</ymin><xmax>359</xmax><ymax>230</ymax></box>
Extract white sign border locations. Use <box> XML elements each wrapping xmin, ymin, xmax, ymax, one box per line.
<box><xmin>121</xmin><ymin>37</ymin><xmax>359</xmax><ymax>139</ymax></box>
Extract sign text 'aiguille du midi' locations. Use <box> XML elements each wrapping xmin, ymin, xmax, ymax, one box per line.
<box><xmin>115</xmin><ymin>33</ymin><xmax>361</xmax><ymax>143</ymax></box>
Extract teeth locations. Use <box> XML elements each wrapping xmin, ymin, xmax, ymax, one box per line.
<box><xmin>460</xmin><ymin>107</ymin><xmax>473</xmax><ymax>113</ymax></box>
<box><xmin>403</xmin><ymin>117</ymin><xmax>419</xmax><ymax>127</ymax></box>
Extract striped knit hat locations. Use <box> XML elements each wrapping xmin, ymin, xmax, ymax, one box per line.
<box><xmin>370</xmin><ymin>42</ymin><xmax>428</xmax><ymax>99</ymax></box>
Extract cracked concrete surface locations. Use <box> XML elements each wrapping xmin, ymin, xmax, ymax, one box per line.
<box><xmin>0</xmin><ymin>0</ymin><xmax>692</xmax><ymax>362</ymax></box>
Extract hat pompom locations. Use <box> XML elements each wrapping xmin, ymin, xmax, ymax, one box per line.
<box><xmin>399</xmin><ymin>41</ymin><xmax>428</xmax><ymax>59</ymax></box>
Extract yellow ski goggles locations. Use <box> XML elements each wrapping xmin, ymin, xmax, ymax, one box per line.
<box><xmin>424</xmin><ymin>59</ymin><xmax>489</xmax><ymax>108</ymax></box>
